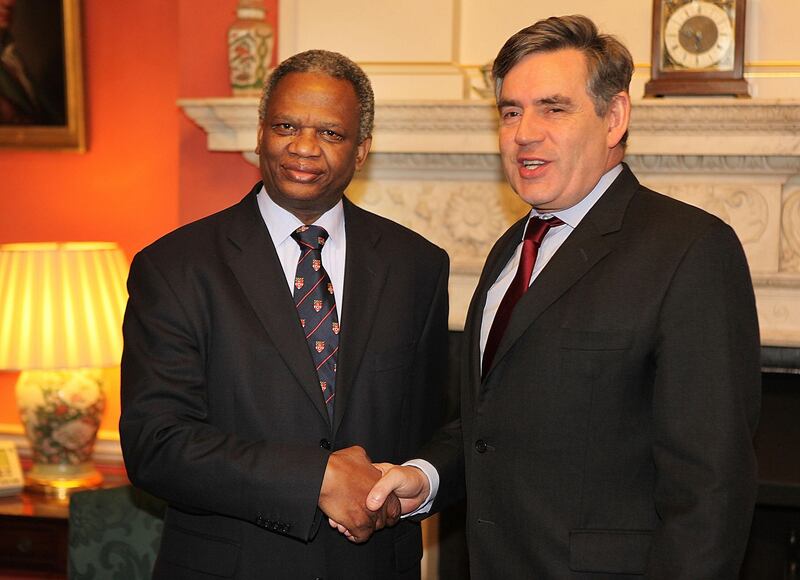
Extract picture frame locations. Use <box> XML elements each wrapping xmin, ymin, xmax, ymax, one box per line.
<box><xmin>0</xmin><ymin>0</ymin><xmax>85</xmax><ymax>151</ymax></box>
<box><xmin>0</xmin><ymin>439</ymin><xmax>24</xmax><ymax>496</ymax></box>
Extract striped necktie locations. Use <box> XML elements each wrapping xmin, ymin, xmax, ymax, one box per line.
<box><xmin>291</xmin><ymin>225</ymin><xmax>340</xmax><ymax>420</ymax></box>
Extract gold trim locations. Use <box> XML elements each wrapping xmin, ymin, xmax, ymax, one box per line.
<box><xmin>0</xmin><ymin>0</ymin><xmax>86</xmax><ymax>151</ymax></box>
<box><xmin>363</xmin><ymin>61</ymin><xmax>800</xmax><ymax>72</ymax></box>
<box><xmin>746</xmin><ymin>61</ymin><xmax>800</xmax><ymax>68</ymax></box>
<box><xmin>745</xmin><ymin>72</ymin><xmax>800</xmax><ymax>79</ymax></box>
<box><xmin>357</xmin><ymin>61</ymin><xmax>458</xmax><ymax>67</ymax></box>
<box><xmin>98</xmin><ymin>428</ymin><xmax>121</xmax><ymax>442</ymax></box>
<box><xmin>0</xmin><ymin>423</ymin><xmax>24</xmax><ymax>435</ymax></box>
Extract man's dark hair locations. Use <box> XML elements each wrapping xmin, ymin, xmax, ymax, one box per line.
<box><xmin>492</xmin><ymin>15</ymin><xmax>633</xmax><ymax>145</ymax></box>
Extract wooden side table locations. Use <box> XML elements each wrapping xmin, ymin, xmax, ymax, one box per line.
<box><xmin>0</xmin><ymin>463</ymin><xmax>127</xmax><ymax>579</ymax></box>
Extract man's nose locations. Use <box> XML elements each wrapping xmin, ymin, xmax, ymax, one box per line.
<box><xmin>289</xmin><ymin>128</ymin><xmax>321</xmax><ymax>156</ymax></box>
<box><xmin>514</xmin><ymin>113</ymin><xmax>545</xmax><ymax>146</ymax></box>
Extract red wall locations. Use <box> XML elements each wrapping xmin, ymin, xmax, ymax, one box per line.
<box><xmin>178</xmin><ymin>0</ymin><xmax>263</xmax><ymax>224</ymax></box>
<box><xmin>0</xmin><ymin>0</ymin><xmax>275</xmax><ymax>434</ymax></box>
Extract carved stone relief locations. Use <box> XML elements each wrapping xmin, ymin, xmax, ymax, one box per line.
<box><xmin>347</xmin><ymin>178</ymin><xmax>528</xmax><ymax>274</ymax></box>
<box><xmin>627</xmin><ymin>155</ymin><xmax>800</xmax><ymax>175</ymax></box>
<box><xmin>660</xmin><ymin>184</ymin><xmax>768</xmax><ymax>244</ymax></box>
<box><xmin>630</xmin><ymin>102</ymin><xmax>800</xmax><ymax>134</ymax></box>
<box><xmin>782</xmin><ymin>188</ymin><xmax>800</xmax><ymax>273</ymax></box>
<box><xmin>754</xmin><ymin>285</ymin><xmax>800</xmax><ymax>347</ymax></box>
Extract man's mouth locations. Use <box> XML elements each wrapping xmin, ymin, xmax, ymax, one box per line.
<box><xmin>521</xmin><ymin>159</ymin><xmax>546</xmax><ymax>169</ymax></box>
<box><xmin>282</xmin><ymin>163</ymin><xmax>323</xmax><ymax>183</ymax></box>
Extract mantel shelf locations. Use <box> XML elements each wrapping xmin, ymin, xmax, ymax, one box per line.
<box><xmin>179</xmin><ymin>97</ymin><xmax>800</xmax><ymax>157</ymax></box>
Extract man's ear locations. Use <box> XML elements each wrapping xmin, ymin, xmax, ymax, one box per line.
<box><xmin>355</xmin><ymin>136</ymin><xmax>372</xmax><ymax>170</ymax></box>
<box><xmin>255</xmin><ymin>123</ymin><xmax>264</xmax><ymax>155</ymax></box>
<box><xmin>606</xmin><ymin>91</ymin><xmax>631</xmax><ymax>149</ymax></box>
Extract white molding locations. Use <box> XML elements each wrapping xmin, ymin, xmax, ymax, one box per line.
<box><xmin>178</xmin><ymin>98</ymin><xmax>800</xmax><ymax>155</ymax></box>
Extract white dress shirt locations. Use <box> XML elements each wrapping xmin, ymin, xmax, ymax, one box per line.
<box><xmin>407</xmin><ymin>164</ymin><xmax>624</xmax><ymax>516</ymax></box>
<box><xmin>256</xmin><ymin>186</ymin><xmax>347</xmax><ymax>321</ymax></box>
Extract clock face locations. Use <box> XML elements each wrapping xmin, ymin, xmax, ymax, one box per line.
<box><xmin>662</xmin><ymin>0</ymin><xmax>735</xmax><ymax>71</ymax></box>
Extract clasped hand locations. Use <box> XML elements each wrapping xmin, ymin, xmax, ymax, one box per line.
<box><xmin>323</xmin><ymin>452</ymin><xmax>431</xmax><ymax>542</ymax></box>
<box><xmin>318</xmin><ymin>446</ymin><xmax>402</xmax><ymax>543</ymax></box>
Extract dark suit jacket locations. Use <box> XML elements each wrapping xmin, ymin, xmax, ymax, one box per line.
<box><xmin>422</xmin><ymin>165</ymin><xmax>761</xmax><ymax>579</ymax></box>
<box><xmin>120</xmin><ymin>183</ymin><xmax>449</xmax><ymax>580</ymax></box>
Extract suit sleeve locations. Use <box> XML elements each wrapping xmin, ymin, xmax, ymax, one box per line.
<box><xmin>647</xmin><ymin>221</ymin><xmax>761</xmax><ymax>578</ymax></box>
<box><xmin>120</xmin><ymin>251</ymin><xmax>327</xmax><ymax>542</ymax></box>
<box><xmin>401</xmin><ymin>247</ymin><xmax>450</xmax><ymax>457</ymax></box>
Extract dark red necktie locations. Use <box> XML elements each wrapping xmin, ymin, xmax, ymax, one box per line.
<box><xmin>291</xmin><ymin>225</ymin><xmax>339</xmax><ymax>420</ymax></box>
<box><xmin>481</xmin><ymin>216</ymin><xmax>564</xmax><ymax>378</ymax></box>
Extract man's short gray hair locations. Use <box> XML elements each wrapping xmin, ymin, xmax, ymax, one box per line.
<box><xmin>259</xmin><ymin>49</ymin><xmax>374</xmax><ymax>144</ymax></box>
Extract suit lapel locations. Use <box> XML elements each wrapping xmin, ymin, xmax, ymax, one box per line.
<box><xmin>333</xmin><ymin>198</ymin><xmax>388</xmax><ymax>434</ymax></box>
<box><xmin>465</xmin><ymin>217</ymin><xmax>528</xmax><ymax>395</ymax></box>
<box><xmin>483</xmin><ymin>165</ymin><xmax>639</xmax><ymax>382</ymax></box>
<box><xmin>224</xmin><ymin>185</ymin><xmax>330</xmax><ymax>423</ymax></box>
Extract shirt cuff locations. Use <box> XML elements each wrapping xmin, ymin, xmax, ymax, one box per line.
<box><xmin>400</xmin><ymin>458</ymin><xmax>439</xmax><ymax>517</ymax></box>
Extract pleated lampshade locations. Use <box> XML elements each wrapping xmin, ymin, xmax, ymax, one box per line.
<box><xmin>0</xmin><ymin>242</ymin><xmax>129</xmax><ymax>371</ymax></box>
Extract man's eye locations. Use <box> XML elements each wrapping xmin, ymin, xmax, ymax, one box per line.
<box><xmin>273</xmin><ymin>124</ymin><xmax>294</xmax><ymax>134</ymax></box>
<box><xmin>321</xmin><ymin>130</ymin><xmax>343</xmax><ymax>141</ymax></box>
<box><xmin>501</xmin><ymin>110</ymin><xmax>520</xmax><ymax>121</ymax></box>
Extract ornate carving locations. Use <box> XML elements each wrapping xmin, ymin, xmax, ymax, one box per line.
<box><xmin>350</xmin><ymin>180</ymin><xmax>525</xmax><ymax>274</ymax></box>
<box><xmin>443</xmin><ymin>183</ymin><xmax>506</xmax><ymax>251</ymax></box>
<box><xmin>649</xmin><ymin>183</ymin><xmax>769</xmax><ymax>244</ymax></box>
<box><xmin>363</xmin><ymin>153</ymin><xmax>800</xmax><ymax>175</ymax></box>
<box><xmin>782</xmin><ymin>189</ymin><xmax>800</xmax><ymax>272</ymax></box>
<box><xmin>364</xmin><ymin>152</ymin><xmax>501</xmax><ymax>172</ymax></box>
<box><xmin>628</xmin><ymin>155</ymin><xmax>800</xmax><ymax>174</ymax></box>
<box><xmin>630</xmin><ymin>101</ymin><xmax>800</xmax><ymax>133</ymax></box>
<box><xmin>374</xmin><ymin>103</ymin><xmax>498</xmax><ymax>133</ymax></box>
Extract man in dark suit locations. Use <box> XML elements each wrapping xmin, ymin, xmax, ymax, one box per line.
<box><xmin>120</xmin><ymin>49</ymin><xmax>449</xmax><ymax>579</ymax></box>
<box><xmin>359</xmin><ymin>15</ymin><xmax>761</xmax><ymax>578</ymax></box>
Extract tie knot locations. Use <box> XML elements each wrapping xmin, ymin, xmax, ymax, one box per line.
<box><xmin>525</xmin><ymin>215</ymin><xmax>564</xmax><ymax>245</ymax></box>
<box><xmin>292</xmin><ymin>225</ymin><xmax>329</xmax><ymax>250</ymax></box>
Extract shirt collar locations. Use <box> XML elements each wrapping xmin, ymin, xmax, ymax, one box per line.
<box><xmin>532</xmin><ymin>163</ymin><xmax>623</xmax><ymax>228</ymax></box>
<box><xmin>256</xmin><ymin>185</ymin><xmax>345</xmax><ymax>246</ymax></box>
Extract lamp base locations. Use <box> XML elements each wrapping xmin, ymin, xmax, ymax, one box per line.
<box><xmin>25</xmin><ymin>462</ymin><xmax>104</xmax><ymax>500</ymax></box>
<box><xmin>15</xmin><ymin>368</ymin><xmax>106</xmax><ymax>500</ymax></box>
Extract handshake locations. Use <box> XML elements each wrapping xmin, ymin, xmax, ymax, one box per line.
<box><xmin>318</xmin><ymin>446</ymin><xmax>431</xmax><ymax>543</ymax></box>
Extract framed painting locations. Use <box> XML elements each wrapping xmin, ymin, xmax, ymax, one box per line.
<box><xmin>0</xmin><ymin>0</ymin><xmax>85</xmax><ymax>150</ymax></box>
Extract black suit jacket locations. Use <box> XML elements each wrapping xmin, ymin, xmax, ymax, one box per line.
<box><xmin>120</xmin><ymin>183</ymin><xmax>449</xmax><ymax>580</ymax></box>
<box><xmin>422</xmin><ymin>165</ymin><xmax>761</xmax><ymax>579</ymax></box>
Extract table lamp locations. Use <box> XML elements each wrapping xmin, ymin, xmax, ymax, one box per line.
<box><xmin>0</xmin><ymin>242</ymin><xmax>129</xmax><ymax>498</ymax></box>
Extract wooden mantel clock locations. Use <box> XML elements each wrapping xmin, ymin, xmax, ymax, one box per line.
<box><xmin>644</xmin><ymin>0</ymin><xmax>749</xmax><ymax>97</ymax></box>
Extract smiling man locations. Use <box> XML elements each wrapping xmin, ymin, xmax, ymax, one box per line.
<box><xmin>120</xmin><ymin>50</ymin><xmax>448</xmax><ymax>580</ymax></box>
<box><xmin>358</xmin><ymin>15</ymin><xmax>761</xmax><ymax>579</ymax></box>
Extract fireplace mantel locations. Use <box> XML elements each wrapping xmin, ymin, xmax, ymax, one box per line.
<box><xmin>180</xmin><ymin>97</ymin><xmax>800</xmax><ymax>155</ymax></box>
<box><xmin>180</xmin><ymin>98</ymin><xmax>800</xmax><ymax>346</ymax></box>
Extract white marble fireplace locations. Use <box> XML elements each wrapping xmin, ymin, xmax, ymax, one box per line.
<box><xmin>181</xmin><ymin>97</ymin><xmax>800</xmax><ymax>347</ymax></box>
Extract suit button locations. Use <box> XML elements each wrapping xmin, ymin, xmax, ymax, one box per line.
<box><xmin>475</xmin><ymin>439</ymin><xmax>488</xmax><ymax>453</ymax></box>
<box><xmin>319</xmin><ymin>439</ymin><xmax>332</xmax><ymax>450</ymax></box>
